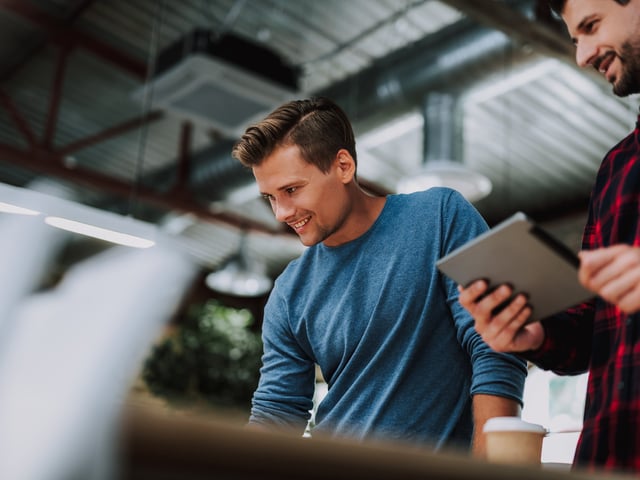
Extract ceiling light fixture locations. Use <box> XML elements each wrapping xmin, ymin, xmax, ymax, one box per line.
<box><xmin>397</xmin><ymin>161</ymin><xmax>492</xmax><ymax>203</ymax></box>
<box><xmin>396</xmin><ymin>92</ymin><xmax>492</xmax><ymax>203</ymax></box>
<box><xmin>0</xmin><ymin>202</ymin><xmax>40</xmax><ymax>216</ymax></box>
<box><xmin>0</xmin><ymin>182</ymin><xmax>156</xmax><ymax>248</ymax></box>
<box><xmin>44</xmin><ymin>215</ymin><xmax>155</xmax><ymax>249</ymax></box>
<box><xmin>205</xmin><ymin>233</ymin><xmax>272</xmax><ymax>297</ymax></box>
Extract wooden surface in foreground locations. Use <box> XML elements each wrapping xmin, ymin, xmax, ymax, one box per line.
<box><xmin>117</xmin><ymin>403</ymin><xmax>633</xmax><ymax>480</ymax></box>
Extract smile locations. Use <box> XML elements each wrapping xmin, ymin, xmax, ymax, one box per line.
<box><xmin>596</xmin><ymin>52</ymin><xmax>615</xmax><ymax>77</ymax></box>
<box><xmin>291</xmin><ymin>217</ymin><xmax>310</xmax><ymax>230</ymax></box>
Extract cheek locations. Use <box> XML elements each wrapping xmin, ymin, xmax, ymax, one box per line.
<box><xmin>320</xmin><ymin>189</ymin><xmax>348</xmax><ymax>220</ymax></box>
<box><xmin>312</xmin><ymin>176</ymin><xmax>348</xmax><ymax>219</ymax></box>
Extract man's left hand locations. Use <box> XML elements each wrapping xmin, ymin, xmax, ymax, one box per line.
<box><xmin>578</xmin><ymin>244</ymin><xmax>640</xmax><ymax>314</ymax></box>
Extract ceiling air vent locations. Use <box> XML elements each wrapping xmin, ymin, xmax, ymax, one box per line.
<box><xmin>133</xmin><ymin>29</ymin><xmax>300</xmax><ymax>137</ymax></box>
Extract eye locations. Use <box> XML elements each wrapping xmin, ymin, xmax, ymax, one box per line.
<box><xmin>285</xmin><ymin>186</ymin><xmax>298</xmax><ymax>195</ymax></box>
<box><xmin>261</xmin><ymin>193</ymin><xmax>273</xmax><ymax>201</ymax></box>
<box><xmin>584</xmin><ymin>20</ymin><xmax>596</xmax><ymax>33</ymax></box>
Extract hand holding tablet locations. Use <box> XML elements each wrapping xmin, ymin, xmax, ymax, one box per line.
<box><xmin>436</xmin><ymin>212</ymin><xmax>594</xmax><ymax>322</ymax></box>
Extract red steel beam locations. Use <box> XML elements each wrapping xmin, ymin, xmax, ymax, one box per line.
<box><xmin>0</xmin><ymin>2</ymin><xmax>301</xmax><ymax>238</ymax></box>
<box><xmin>0</xmin><ymin>90</ymin><xmax>38</xmax><ymax>148</ymax></box>
<box><xmin>42</xmin><ymin>46</ymin><xmax>70</xmax><ymax>149</ymax></box>
<box><xmin>1</xmin><ymin>0</ymin><xmax>147</xmax><ymax>79</ymax></box>
<box><xmin>174</xmin><ymin>121</ymin><xmax>193</xmax><ymax>192</ymax></box>
<box><xmin>0</xmin><ymin>142</ymin><xmax>289</xmax><ymax>235</ymax></box>
<box><xmin>56</xmin><ymin>110</ymin><xmax>165</xmax><ymax>156</ymax></box>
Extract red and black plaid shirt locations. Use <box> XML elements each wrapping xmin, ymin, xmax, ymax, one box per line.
<box><xmin>525</xmin><ymin>113</ymin><xmax>640</xmax><ymax>474</ymax></box>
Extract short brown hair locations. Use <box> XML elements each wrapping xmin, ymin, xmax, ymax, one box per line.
<box><xmin>548</xmin><ymin>0</ymin><xmax>630</xmax><ymax>15</ymax></box>
<box><xmin>232</xmin><ymin>97</ymin><xmax>357</xmax><ymax>174</ymax></box>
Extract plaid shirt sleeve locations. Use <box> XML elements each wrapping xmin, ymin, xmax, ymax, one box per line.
<box><xmin>521</xmin><ymin>114</ymin><xmax>640</xmax><ymax>474</ymax></box>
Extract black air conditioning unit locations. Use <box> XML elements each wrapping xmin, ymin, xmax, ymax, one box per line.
<box><xmin>133</xmin><ymin>29</ymin><xmax>300</xmax><ymax>137</ymax></box>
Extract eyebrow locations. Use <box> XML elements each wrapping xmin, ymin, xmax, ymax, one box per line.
<box><xmin>576</xmin><ymin>14</ymin><xmax>597</xmax><ymax>34</ymax></box>
<box><xmin>260</xmin><ymin>182</ymin><xmax>300</xmax><ymax>197</ymax></box>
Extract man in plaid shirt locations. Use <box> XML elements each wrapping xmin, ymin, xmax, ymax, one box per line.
<box><xmin>458</xmin><ymin>0</ymin><xmax>640</xmax><ymax>473</ymax></box>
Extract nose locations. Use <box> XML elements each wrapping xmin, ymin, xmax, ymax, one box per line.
<box><xmin>273</xmin><ymin>199</ymin><xmax>294</xmax><ymax>223</ymax></box>
<box><xmin>575</xmin><ymin>38</ymin><xmax>597</xmax><ymax>69</ymax></box>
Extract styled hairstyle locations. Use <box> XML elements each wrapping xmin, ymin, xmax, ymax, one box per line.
<box><xmin>548</xmin><ymin>0</ymin><xmax>630</xmax><ymax>15</ymax></box>
<box><xmin>232</xmin><ymin>97</ymin><xmax>357</xmax><ymax>174</ymax></box>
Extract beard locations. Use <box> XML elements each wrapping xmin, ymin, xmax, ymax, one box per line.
<box><xmin>612</xmin><ymin>39</ymin><xmax>640</xmax><ymax>97</ymax></box>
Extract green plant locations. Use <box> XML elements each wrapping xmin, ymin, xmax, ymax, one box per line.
<box><xmin>142</xmin><ymin>300</ymin><xmax>262</xmax><ymax>409</ymax></box>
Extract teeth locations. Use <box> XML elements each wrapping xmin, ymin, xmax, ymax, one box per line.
<box><xmin>598</xmin><ymin>53</ymin><xmax>614</xmax><ymax>74</ymax></box>
<box><xmin>293</xmin><ymin>218</ymin><xmax>309</xmax><ymax>229</ymax></box>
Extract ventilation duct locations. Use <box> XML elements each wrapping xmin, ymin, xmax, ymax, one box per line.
<box><xmin>146</xmin><ymin>21</ymin><xmax>515</xmax><ymax>206</ymax></box>
<box><xmin>319</xmin><ymin>20</ymin><xmax>513</xmax><ymax>122</ymax></box>
<box><xmin>396</xmin><ymin>92</ymin><xmax>492</xmax><ymax>202</ymax></box>
<box><xmin>133</xmin><ymin>29</ymin><xmax>300</xmax><ymax>137</ymax></box>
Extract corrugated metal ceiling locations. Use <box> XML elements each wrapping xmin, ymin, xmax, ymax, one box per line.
<box><xmin>0</xmin><ymin>0</ymin><xmax>636</xmax><ymax>283</ymax></box>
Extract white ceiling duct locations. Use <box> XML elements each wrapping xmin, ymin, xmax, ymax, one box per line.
<box><xmin>397</xmin><ymin>92</ymin><xmax>492</xmax><ymax>203</ymax></box>
<box><xmin>132</xmin><ymin>30</ymin><xmax>300</xmax><ymax>137</ymax></box>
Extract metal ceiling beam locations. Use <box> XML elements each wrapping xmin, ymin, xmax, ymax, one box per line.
<box><xmin>0</xmin><ymin>90</ymin><xmax>37</xmax><ymax>148</ymax></box>
<box><xmin>437</xmin><ymin>0</ymin><xmax>605</xmax><ymax>86</ymax></box>
<box><xmin>0</xmin><ymin>0</ymin><xmax>147</xmax><ymax>79</ymax></box>
<box><xmin>0</xmin><ymin>142</ymin><xmax>288</xmax><ymax>235</ymax></box>
<box><xmin>43</xmin><ymin>46</ymin><xmax>70</xmax><ymax>149</ymax></box>
<box><xmin>438</xmin><ymin>0</ymin><xmax>574</xmax><ymax>63</ymax></box>
<box><xmin>56</xmin><ymin>111</ymin><xmax>165</xmax><ymax>157</ymax></box>
<box><xmin>0</xmin><ymin>0</ymin><xmax>97</xmax><ymax>82</ymax></box>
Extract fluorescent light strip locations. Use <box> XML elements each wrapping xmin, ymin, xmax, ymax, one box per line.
<box><xmin>45</xmin><ymin>217</ymin><xmax>155</xmax><ymax>249</ymax></box>
<box><xmin>0</xmin><ymin>182</ymin><xmax>156</xmax><ymax>248</ymax></box>
<box><xmin>0</xmin><ymin>202</ymin><xmax>40</xmax><ymax>216</ymax></box>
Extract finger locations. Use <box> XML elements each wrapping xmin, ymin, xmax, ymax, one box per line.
<box><xmin>472</xmin><ymin>285</ymin><xmax>513</xmax><ymax>331</ymax></box>
<box><xmin>600</xmin><ymin>267</ymin><xmax>640</xmax><ymax>314</ymax></box>
<box><xmin>598</xmin><ymin>268</ymin><xmax>639</xmax><ymax>304</ymax></box>
<box><xmin>583</xmin><ymin>247</ymin><xmax>640</xmax><ymax>293</ymax></box>
<box><xmin>493</xmin><ymin>306</ymin><xmax>533</xmax><ymax>352</ymax></box>
<box><xmin>579</xmin><ymin>246</ymin><xmax>628</xmax><ymax>287</ymax></box>
<box><xmin>511</xmin><ymin>322</ymin><xmax>545</xmax><ymax>352</ymax></box>
<box><xmin>500</xmin><ymin>295</ymin><xmax>531</xmax><ymax>335</ymax></box>
<box><xmin>457</xmin><ymin>279</ymin><xmax>489</xmax><ymax>308</ymax></box>
<box><xmin>482</xmin><ymin>294</ymin><xmax>529</xmax><ymax>350</ymax></box>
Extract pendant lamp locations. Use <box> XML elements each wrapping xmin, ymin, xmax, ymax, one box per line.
<box><xmin>205</xmin><ymin>232</ymin><xmax>272</xmax><ymax>297</ymax></box>
<box><xmin>396</xmin><ymin>92</ymin><xmax>492</xmax><ymax>203</ymax></box>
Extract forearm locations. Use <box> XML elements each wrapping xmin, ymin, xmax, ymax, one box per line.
<box><xmin>522</xmin><ymin>306</ymin><xmax>593</xmax><ymax>374</ymax></box>
<box><xmin>471</xmin><ymin>394</ymin><xmax>521</xmax><ymax>458</ymax></box>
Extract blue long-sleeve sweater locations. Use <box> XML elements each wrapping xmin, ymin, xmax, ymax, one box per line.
<box><xmin>249</xmin><ymin>188</ymin><xmax>526</xmax><ymax>450</ymax></box>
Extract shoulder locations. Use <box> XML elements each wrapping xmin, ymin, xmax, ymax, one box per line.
<box><xmin>391</xmin><ymin>187</ymin><xmax>466</xmax><ymax>206</ymax></box>
<box><xmin>391</xmin><ymin>187</ymin><xmax>481</xmax><ymax>221</ymax></box>
<box><xmin>270</xmin><ymin>245</ymin><xmax>319</xmax><ymax>293</ymax></box>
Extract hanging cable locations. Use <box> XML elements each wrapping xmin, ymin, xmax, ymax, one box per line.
<box><xmin>129</xmin><ymin>0</ymin><xmax>167</xmax><ymax>219</ymax></box>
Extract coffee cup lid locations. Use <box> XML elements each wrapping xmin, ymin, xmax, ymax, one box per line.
<box><xmin>483</xmin><ymin>416</ymin><xmax>547</xmax><ymax>434</ymax></box>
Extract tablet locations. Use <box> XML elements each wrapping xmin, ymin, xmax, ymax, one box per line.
<box><xmin>436</xmin><ymin>212</ymin><xmax>594</xmax><ymax>321</ymax></box>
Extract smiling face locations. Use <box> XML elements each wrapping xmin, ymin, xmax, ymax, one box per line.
<box><xmin>253</xmin><ymin>144</ymin><xmax>356</xmax><ymax>247</ymax></box>
<box><xmin>563</xmin><ymin>0</ymin><xmax>640</xmax><ymax>96</ymax></box>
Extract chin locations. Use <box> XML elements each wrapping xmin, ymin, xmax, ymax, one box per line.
<box><xmin>298</xmin><ymin>235</ymin><xmax>318</xmax><ymax>247</ymax></box>
<box><xmin>611</xmin><ymin>69</ymin><xmax>640</xmax><ymax>96</ymax></box>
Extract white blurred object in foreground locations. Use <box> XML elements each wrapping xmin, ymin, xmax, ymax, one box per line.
<box><xmin>0</xmin><ymin>244</ymin><xmax>198</xmax><ymax>480</ymax></box>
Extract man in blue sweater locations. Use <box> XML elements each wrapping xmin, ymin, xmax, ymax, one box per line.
<box><xmin>232</xmin><ymin>96</ymin><xmax>526</xmax><ymax>456</ymax></box>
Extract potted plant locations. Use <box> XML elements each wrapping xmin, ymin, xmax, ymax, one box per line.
<box><xmin>142</xmin><ymin>300</ymin><xmax>262</xmax><ymax>412</ymax></box>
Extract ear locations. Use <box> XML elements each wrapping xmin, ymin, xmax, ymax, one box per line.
<box><xmin>334</xmin><ymin>149</ymin><xmax>356</xmax><ymax>184</ymax></box>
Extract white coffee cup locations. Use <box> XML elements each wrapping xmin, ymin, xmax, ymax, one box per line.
<box><xmin>483</xmin><ymin>416</ymin><xmax>547</xmax><ymax>466</ymax></box>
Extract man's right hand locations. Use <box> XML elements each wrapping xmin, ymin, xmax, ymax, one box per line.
<box><xmin>457</xmin><ymin>280</ymin><xmax>545</xmax><ymax>353</ymax></box>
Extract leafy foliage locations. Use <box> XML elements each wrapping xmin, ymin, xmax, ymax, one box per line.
<box><xmin>142</xmin><ymin>300</ymin><xmax>262</xmax><ymax>409</ymax></box>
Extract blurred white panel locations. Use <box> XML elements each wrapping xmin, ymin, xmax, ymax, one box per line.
<box><xmin>0</xmin><ymin>244</ymin><xmax>199</xmax><ymax>480</ymax></box>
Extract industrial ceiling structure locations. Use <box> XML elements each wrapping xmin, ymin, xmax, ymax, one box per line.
<box><xmin>0</xmin><ymin>0</ymin><xmax>638</xmax><ymax>287</ymax></box>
